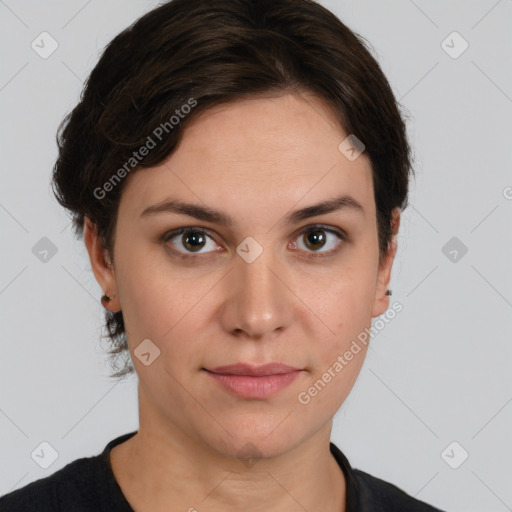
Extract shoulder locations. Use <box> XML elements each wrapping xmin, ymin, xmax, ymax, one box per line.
<box><xmin>0</xmin><ymin>431</ymin><xmax>136</xmax><ymax>512</ymax></box>
<box><xmin>0</xmin><ymin>455</ymin><xmax>103</xmax><ymax>512</ymax></box>
<box><xmin>329</xmin><ymin>442</ymin><xmax>444</xmax><ymax>512</ymax></box>
<box><xmin>352</xmin><ymin>467</ymin><xmax>445</xmax><ymax>511</ymax></box>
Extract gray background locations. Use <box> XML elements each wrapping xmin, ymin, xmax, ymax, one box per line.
<box><xmin>1</xmin><ymin>1</ymin><xmax>511</xmax><ymax>511</ymax></box>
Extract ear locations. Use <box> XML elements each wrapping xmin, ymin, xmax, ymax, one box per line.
<box><xmin>83</xmin><ymin>216</ymin><xmax>121</xmax><ymax>311</ymax></box>
<box><xmin>371</xmin><ymin>208</ymin><xmax>400</xmax><ymax>318</ymax></box>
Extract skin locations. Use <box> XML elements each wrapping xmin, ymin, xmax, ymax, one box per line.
<box><xmin>84</xmin><ymin>92</ymin><xmax>400</xmax><ymax>512</ymax></box>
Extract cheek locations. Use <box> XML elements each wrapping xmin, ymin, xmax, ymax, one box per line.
<box><xmin>296</xmin><ymin>282</ymin><xmax>373</xmax><ymax>416</ymax></box>
<box><xmin>114</xmin><ymin>251</ymin><xmax>217</xmax><ymax>367</ymax></box>
<box><xmin>301</xmin><ymin>261</ymin><xmax>376</xmax><ymax>393</ymax></box>
<box><xmin>310</xmin><ymin>261</ymin><xmax>376</xmax><ymax>337</ymax></box>
<box><xmin>112</xmin><ymin>242</ymin><xmax>173</xmax><ymax>345</ymax></box>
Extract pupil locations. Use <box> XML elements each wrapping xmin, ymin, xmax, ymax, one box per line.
<box><xmin>184</xmin><ymin>232</ymin><xmax>205</xmax><ymax>251</ymax></box>
<box><xmin>305</xmin><ymin>230</ymin><xmax>325</xmax><ymax>250</ymax></box>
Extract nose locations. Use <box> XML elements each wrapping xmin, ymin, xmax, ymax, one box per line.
<box><xmin>218</xmin><ymin>246</ymin><xmax>295</xmax><ymax>339</ymax></box>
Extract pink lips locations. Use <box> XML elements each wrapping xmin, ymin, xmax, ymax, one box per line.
<box><xmin>204</xmin><ymin>363</ymin><xmax>302</xmax><ymax>399</ymax></box>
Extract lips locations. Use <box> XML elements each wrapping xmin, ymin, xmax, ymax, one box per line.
<box><xmin>203</xmin><ymin>363</ymin><xmax>303</xmax><ymax>399</ymax></box>
<box><xmin>205</xmin><ymin>363</ymin><xmax>301</xmax><ymax>376</ymax></box>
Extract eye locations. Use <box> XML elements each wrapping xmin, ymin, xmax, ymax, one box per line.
<box><xmin>290</xmin><ymin>225</ymin><xmax>345</xmax><ymax>258</ymax></box>
<box><xmin>162</xmin><ymin>227</ymin><xmax>220</xmax><ymax>257</ymax></box>
<box><xmin>161</xmin><ymin>224</ymin><xmax>346</xmax><ymax>259</ymax></box>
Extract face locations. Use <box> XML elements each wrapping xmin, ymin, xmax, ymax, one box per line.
<box><xmin>86</xmin><ymin>92</ymin><xmax>398</xmax><ymax>460</ymax></box>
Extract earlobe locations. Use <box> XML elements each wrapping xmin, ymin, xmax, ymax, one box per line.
<box><xmin>83</xmin><ymin>216</ymin><xmax>120</xmax><ymax>311</ymax></box>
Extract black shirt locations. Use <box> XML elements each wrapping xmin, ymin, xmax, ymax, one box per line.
<box><xmin>0</xmin><ymin>431</ymin><xmax>445</xmax><ymax>511</ymax></box>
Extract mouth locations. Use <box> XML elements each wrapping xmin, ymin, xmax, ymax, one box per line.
<box><xmin>202</xmin><ymin>363</ymin><xmax>303</xmax><ymax>399</ymax></box>
<box><xmin>203</xmin><ymin>362</ymin><xmax>302</xmax><ymax>377</ymax></box>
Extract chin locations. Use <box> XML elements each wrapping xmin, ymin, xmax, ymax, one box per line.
<box><xmin>204</xmin><ymin>424</ymin><xmax>303</xmax><ymax>463</ymax></box>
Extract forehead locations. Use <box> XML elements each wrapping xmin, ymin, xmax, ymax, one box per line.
<box><xmin>119</xmin><ymin>93</ymin><xmax>375</xmax><ymax>227</ymax></box>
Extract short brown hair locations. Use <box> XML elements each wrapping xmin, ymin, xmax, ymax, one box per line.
<box><xmin>51</xmin><ymin>0</ymin><xmax>414</xmax><ymax>378</ymax></box>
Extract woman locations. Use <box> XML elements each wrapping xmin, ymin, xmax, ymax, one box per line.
<box><xmin>0</xmin><ymin>0</ymin><xmax>445</xmax><ymax>510</ymax></box>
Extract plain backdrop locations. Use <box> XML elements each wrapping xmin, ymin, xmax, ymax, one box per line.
<box><xmin>1</xmin><ymin>1</ymin><xmax>511</xmax><ymax>511</ymax></box>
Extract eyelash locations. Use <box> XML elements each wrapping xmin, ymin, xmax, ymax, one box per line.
<box><xmin>161</xmin><ymin>224</ymin><xmax>348</xmax><ymax>261</ymax></box>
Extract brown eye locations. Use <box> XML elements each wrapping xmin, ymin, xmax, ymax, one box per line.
<box><xmin>292</xmin><ymin>226</ymin><xmax>345</xmax><ymax>257</ymax></box>
<box><xmin>303</xmin><ymin>229</ymin><xmax>327</xmax><ymax>251</ymax></box>
<box><xmin>181</xmin><ymin>231</ymin><xmax>207</xmax><ymax>252</ymax></box>
<box><xmin>163</xmin><ymin>228</ymin><xmax>218</xmax><ymax>255</ymax></box>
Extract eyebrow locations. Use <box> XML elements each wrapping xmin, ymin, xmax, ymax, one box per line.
<box><xmin>140</xmin><ymin>194</ymin><xmax>364</xmax><ymax>226</ymax></box>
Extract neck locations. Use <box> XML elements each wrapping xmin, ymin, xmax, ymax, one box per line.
<box><xmin>109</xmin><ymin>387</ymin><xmax>346</xmax><ymax>512</ymax></box>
